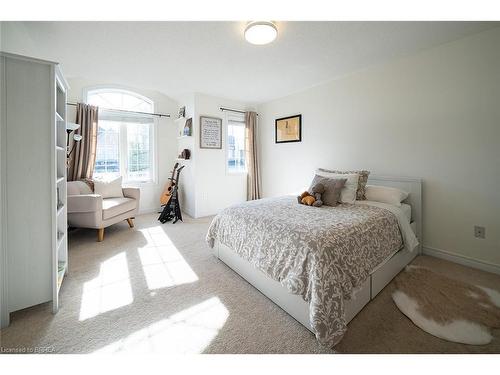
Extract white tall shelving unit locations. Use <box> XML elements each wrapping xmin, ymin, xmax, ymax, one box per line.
<box><xmin>0</xmin><ymin>52</ymin><xmax>68</xmax><ymax>327</ymax></box>
<box><xmin>54</xmin><ymin>69</ymin><xmax>69</xmax><ymax>313</ymax></box>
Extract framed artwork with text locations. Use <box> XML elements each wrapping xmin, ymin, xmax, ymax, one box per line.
<box><xmin>200</xmin><ymin>116</ymin><xmax>222</xmax><ymax>149</ymax></box>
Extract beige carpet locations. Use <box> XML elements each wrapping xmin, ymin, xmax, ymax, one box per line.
<box><xmin>1</xmin><ymin>213</ymin><xmax>499</xmax><ymax>354</ymax></box>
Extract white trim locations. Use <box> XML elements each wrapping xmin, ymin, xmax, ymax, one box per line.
<box><xmin>51</xmin><ymin>66</ymin><xmax>58</xmax><ymax>313</ymax></box>
<box><xmin>422</xmin><ymin>246</ymin><xmax>500</xmax><ymax>275</ymax></box>
<box><xmin>83</xmin><ymin>86</ymin><xmax>154</xmax><ymax>112</ymax></box>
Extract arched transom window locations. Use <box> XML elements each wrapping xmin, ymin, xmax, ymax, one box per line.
<box><xmin>86</xmin><ymin>88</ymin><xmax>156</xmax><ymax>183</ymax></box>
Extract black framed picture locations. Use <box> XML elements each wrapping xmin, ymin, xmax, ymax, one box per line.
<box><xmin>275</xmin><ymin>114</ymin><xmax>301</xmax><ymax>143</ymax></box>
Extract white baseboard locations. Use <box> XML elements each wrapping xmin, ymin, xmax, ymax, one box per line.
<box><xmin>422</xmin><ymin>246</ymin><xmax>500</xmax><ymax>275</ymax></box>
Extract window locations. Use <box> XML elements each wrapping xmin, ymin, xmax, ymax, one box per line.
<box><xmin>226</xmin><ymin>113</ymin><xmax>246</xmax><ymax>173</ymax></box>
<box><xmin>86</xmin><ymin>88</ymin><xmax>156</xmax><ymax>183</ymax></box>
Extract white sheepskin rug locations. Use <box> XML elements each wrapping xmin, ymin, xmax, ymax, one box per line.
<box><xmin>392</xmin><ymin>265</ymin><xmax>500</xmax><ymax>345</ymax></box>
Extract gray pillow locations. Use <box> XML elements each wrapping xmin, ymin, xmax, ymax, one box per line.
<box><xmin>309</xmin><ymin>175</ymin><xmax>347</xmax><ymax>206</ymax></box>
<box><xmin>318</xmin><ymin>168</ymin><xmax>370</xmax><ymax>200</ymax></box>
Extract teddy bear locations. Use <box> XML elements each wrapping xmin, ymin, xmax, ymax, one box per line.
<box><xmin>297</xmin><ymin>183</ymin><xmax>325</xmax><ymax>207</ymax></box>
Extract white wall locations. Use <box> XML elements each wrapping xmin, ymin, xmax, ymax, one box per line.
<box><xmin>175</xmin><ymin>93</ymin><xmax>196</xmax><ymax>217</ymax></box>
<box><xmin>175</xmin><ymin>93</ymin><xmax>253</xmax><ymax>218</ymax></box>
<box><xmin>1</xmin><ymin>22</ymin><xmax>38</xmax><ymax>57</ymax></box>
<box><xmin>191</xmin><ymin>93</ymin><xmax>251</xmax><ymax>218</ymax></box>
<box><xmin>66</xmin><ymin>78</ymin><xmax>178</xmax><ymax>214</ymax></box>
<box><xmin>257</xmin><ymin>27</ymin><xmax>500</xmax><ymax>267</ymax></box>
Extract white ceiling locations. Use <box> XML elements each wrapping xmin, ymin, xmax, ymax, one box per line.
<box><xmin>2</xmin><ymin>21</ymin><xmax>498</xmax><ymax>104</ymax></box>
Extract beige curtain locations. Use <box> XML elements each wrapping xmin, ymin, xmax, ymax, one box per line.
<box><xmin>245</xmin><ymin>111</ymin><xmax>261</xmax><ymax>200</ymax></box>
<box><xmin>68</xmin><ymin>103</ymin><xmax>98</xmax><ymax>181</ymax></box>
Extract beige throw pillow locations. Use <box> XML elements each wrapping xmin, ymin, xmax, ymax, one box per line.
<box><xmin>93</xmin><ymin>176</ymin><xmax>124</xmax><ymax>199</ymax></box>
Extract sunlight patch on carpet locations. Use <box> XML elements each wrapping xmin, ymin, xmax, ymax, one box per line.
<box><xmin>79</xmin><ymin>252</ymin><xmax>133</xmax><ymax>321</ymax></box>
<box><xmin>138</xmin><ymin>226</ymin><xmax>198</xmax><ymax>290</ymax></box>
<box><xmin>93</xmin><ymin>297</ymin><xmax>229</xmax><ymax>354</ymax></box>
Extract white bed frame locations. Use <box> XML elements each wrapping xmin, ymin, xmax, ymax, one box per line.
<box><xmin>211</xmin><ymin>175</ymin><xmax>422</xmax><ymax>332</ymax></box>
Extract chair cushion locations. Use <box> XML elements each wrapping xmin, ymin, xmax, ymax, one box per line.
<box><xmin>102</xmin><ymin>197</ymin><xmax>136</xmax><ymax>220</ymax></box>
<box><xmin>67</xmin><ymin>181</ymin><xmax>93</xmax><ymax>195</ymax></box>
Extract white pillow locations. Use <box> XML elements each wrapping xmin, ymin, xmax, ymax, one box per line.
<box><xmin>315</xmin><ymin>169</ymin><xmax>359</xmax><ymax>204</ymax></box>
<box><xmin>93</xmin><ymin>176</ymin><xmax>124</xmax><ymax>199</ymax></box>
<box><xmin>364</xmin><ymin>185</ymin><xmax>409</xmax><ymax>207</ymax></box>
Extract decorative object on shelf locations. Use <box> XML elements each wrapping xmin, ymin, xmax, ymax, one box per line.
<box><xmin>178</xmin><ymin>106</ymin><xmax>186</xmax><ymax>119</ymax></box>
<box><xmin>178</xmin><ymin>149</ymin><xmax>191</xmax><ymax>160</ymax></box>
<box><xmin>200</xmin><ymin>116</ymin><xmax>222</xmax><ymax>149</ymax></box>
<box><xmin>183</xmin><ymin>117</ymin><xmax>192</xmax><ymax>136</ymax></box>
<box><xmin>275</xmin><ymin>114</ymin><xmax>301</xmax><ymax>143</ymax></box>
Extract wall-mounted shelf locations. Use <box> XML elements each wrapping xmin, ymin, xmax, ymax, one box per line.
<box><xmin>177</xmin><ymin>135</ymin><xmax>192</xmax><ymax>139</ymax></box>
<box><xmin>176</xmin><ymin>158</ymin><xmax>191</xmax><ymax>162</ymax></box>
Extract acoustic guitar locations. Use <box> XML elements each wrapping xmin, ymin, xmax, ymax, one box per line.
<box><xmin>160</xmin><ymin>162</ymin><xmax>179</xmax><ymax>205</ymax></box>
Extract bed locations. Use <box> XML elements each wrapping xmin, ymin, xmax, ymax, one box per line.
<box><xmin>206</xmin><ymin>175</ymin><xmax>422</xmax><ymax>347</ymax></box>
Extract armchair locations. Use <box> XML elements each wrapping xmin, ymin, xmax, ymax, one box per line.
<box><xmin>67</xmin><ymin>181</ymin><xmax>140</xmax><ymax>241</ymax></box>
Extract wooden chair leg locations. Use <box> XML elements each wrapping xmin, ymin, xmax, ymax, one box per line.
<box><xmin>126</xmin><ymin>218</ymin><xmax>134</xmax><ymax>228</ymax></box>
<box><xmin>97</xmin><ymin>228</ymin><xmax>104</xmax><ymax>242</ymax></box>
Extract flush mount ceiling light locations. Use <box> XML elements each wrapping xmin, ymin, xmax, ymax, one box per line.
<box><xmin>244</xmin><ymin>21</ymin><xmax>278</xmax><ymax>45</ymax></box>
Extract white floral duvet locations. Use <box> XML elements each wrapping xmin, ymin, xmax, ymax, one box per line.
<box><xmin>206</xmin><ymin>196</ymin><xmax>414</xmax><ymax>347</ymax></box>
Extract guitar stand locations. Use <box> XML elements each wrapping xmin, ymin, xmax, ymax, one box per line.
<box><xmin>158</xmin><ymin>189</ymin><xmax>183</xmax><ymax>224</ymax></box>
<box><xmin>158</xmin><ymin>165</ymin><xmax>184</xmax><ymax>224</ymax></box>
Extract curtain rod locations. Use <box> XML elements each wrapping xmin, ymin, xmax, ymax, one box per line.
<box><xmin>66</xmin><ymin>102</ymin><xmax>171</xmax><ymax>118</ymax></box>
<box><xmin>220</xmin><ymin>107</ymin><xmax>258</xmax><ymax>116</ymax></box>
